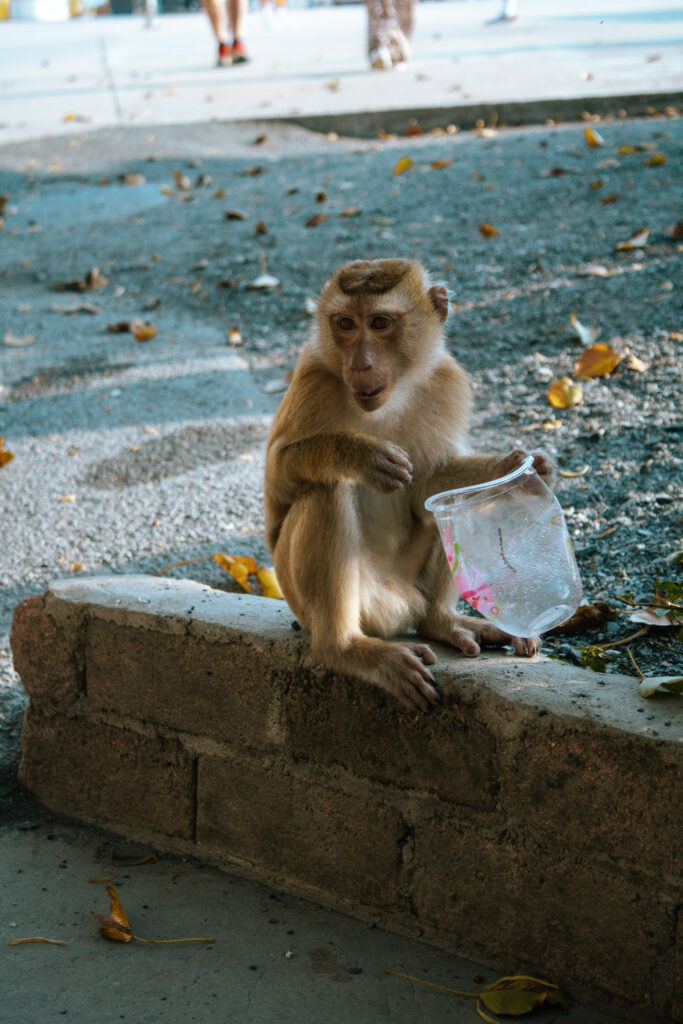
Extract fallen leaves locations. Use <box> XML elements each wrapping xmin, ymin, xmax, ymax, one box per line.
<box><xmin>0</xmin><ymin>437</ymin><xmax>14</xmax><ymax>467</ymax></box>
<box><xmin>8</xmin><ymin>937</ymin><xmax>68</xmax><ymax>947</ymax></box>
<box><xmin>305</xmin><ymin>213</ymin><xmax>328</xmax><ymax>228</ymax></box>
<box><xmin>106</xmin><ymin>320</ymin><xmax>157</xmax><ymax>342</ymax></box>
<box><xmin>431</xmin><ymin>158</ymin><xmax>453</xmax><ymax>170</ymax></box>
<box><xmin>94</xmin><ymin>884</ymin><xmax>214</xmax><ymax>946</ymax></box>
<box><xmin>213</xmin><ymin>554</ymin><xmax>284</xmax><ymax>599</ymax></box>
<box><xmin>615</xmin><ymin>227</ymin><xmax>650</xmax><ymax>251</ymax></box>
<box><xmin>548</xmin><ymin>601</ymin><xmax>618</xmax><ymax>635</ymax></box>
<box><xmin>478</xmin><ymin>223</ymin><xmax>498</xmax><ymax>238</ymax></box>
<box><xmin>388</xmin><ymin>971</ymin><xmax>569</xmax><ymax>1023</ymax></box>
<box><xmin>4</xmin><ymin>331</ymin><xmax>36</xmax><ymax>347</ymax></box>
<box><xmin>547</xmin><ymin>377</ymin><xmax>583</xmax><ymax>409</ymax></box>
<box><xmin>574</xmin><ymin>342</ymin><xmax>623</xmax><ymax>378</ymax></box>
<box><xmin>568</xmin><ymin>313</ymin><xmax>600</xmax><ymax>346</ymax></box>
<box><xmin>584</xmin><ymin>126</ymin><xmax>605</xmax><ymax>147</ymax></box>
<box><xmin>392</xmin><ymin>157</ymin><xmax>414</xmax><ymax>176</ymax></box>
<box><xmin>53</xmin><ymin>267</ymin><xmax>108</xmax><ymax>293</ymax></box>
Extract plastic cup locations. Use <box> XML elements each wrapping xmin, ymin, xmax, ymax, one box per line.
<box><xmin>425</xmin><ymin>455</ymin><xmax>582</xmax><ymax>637</ymax></box>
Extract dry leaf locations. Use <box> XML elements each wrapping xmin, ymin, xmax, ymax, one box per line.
<box><xmin>213</xmin><ymin>552</ymin><xmax>258</xmax><ymax>592</ymax></box>
<box><xmin>51</xmin><ymin>301</ymin><xmax>100</xmax><ymax>315</ymax></box>
<box><xmin>70</xmin><ymin>562</ymin><xmax>86</xmax><ymax>572</ymax></box>
<box><xmin>568</xmin><ymin>313</ymin><xmax>600</xmax><ymax>346</ymax></box>
<box><xmin>8</xmin><ymin>937</ymin><xmax>67</xmax><ymax>946</ymax></box>
<box><xmin>548</xmin><ymin>601</ymin><xmax>618</xmax><ymax>635</ymax></box>
<box><xmin>405</xmin><ymin>119</ymin><xmax>423</xmax><ymax>137</ymax></box>
<box><xmin>584</xmin><ymin>126</ymin><xmax>605</xmax><ymax>147</ymax></box>
<box><xmin>58</xmin><ymin>493</ymin><xmax>76</xmax><ymax>502</ymax></box>
<box><xmin>431</xmin><ymin>158</ymin><xmax>453</xmax><ymax>170</ymax></box>
<box><xmin>618</xmin><ymin>145</ymin><xmax>639</xmax><ymax>154</ymax></box>
<box><xmin>639</xmin><ymin>675</ymin><xmax>683</xmax><ymax>697</ymax></box>
<box><xmin>0</xmin><ymin>437</ymin><xmax>15</xmax><ymax>467</ymax></box>
<box><xmin>130</xmin><ymin>320</ymin><xmax>157</xmax><ymax>342</ymax></box>
<box><xmin>173</xmin><ymin>171</ymin><xmax>192</xmax><ymax>191</ymax></box>
<box><xmin>547</xmin><ymin>377</ymin><xmax>583</xmax><ymax>409</ymax></box>
<box><xmin>106</xmin><ymin>321</ymin><xmax>131</xmax><ymax>334</ymax></box>
<box><xmin>252</xmin><ymin>134</ymin><xmax>269</xmax><ymax>145</ymax></box>
<box><xmin>255</xmin><ymin>220</ymin><xmax>268</xmax><ymax>235</ymax></box>
<box><xmin>478</xmin><ymin>223</ymin><xmax>498</xmax><ymax>238</ymax></box>
<box><xmin>601</xmin><ymin>193</ymin><xmax>620</xmax><ymax>205</ymax></box>
<box><xmin>94</xmin><ymin>884</ymin><xmax>133</xmax><ymax>943</ymax></box>
<box><xmin>326</xmin><ymin>79</ymin><xmax>340</xmax><ymax>91</ymax></box>
<box><xmin>247</xmin><ymin>273</ymin><xmax>279</xmax><ymax>290</ymax></box>
<box><xmin>257</xmin><ymin>567</ymin><xmax>285</xmax><ymax>600</ymax></box>
<box><xmin>629</xmin><ymin>605</ymin><xmax>678</xmax><ymax>627</ymax></box>
<box><xmin>341</xmin><ymin>206</ymin><xmax>362</xmax><ymax>218</ymax></box>
<box><xmin>241</xmin><ymin>166</ymin><xmax>264</xmax><ymax>177</ymax></box>
<box><xmin>4</xmin><ymin>331</ymin><xmax>36</xmax><ymax>347</ymax></box>
<box><xmin>122</xmin><ymin>172</ymin><xmax>146</xmax><ymax>187</ymax></box>
<box><xmin>53</xmin><ymin>267</ymin><xmax>108</xmax><ymax>293</ymax></box>
<box><xmin>224</xmin><ymin>209</ymin><xmax>247</xmax><ymax>220</ymax></box>
<box><xmin>645</xmin><ymin>153</ymin><xmax>666</xmax><ymax>166</ymax></box>
<box><xmin>574</xmin><ymin>342</ymin><xmax>623</xmax><ymax>378</ymax></box>
<box><xmin>626</xmin><ymin>352</ymin><xmax>649</xmax><ymax>372</ymax></box>
<box><xmin>305</xmin><ymin>213</ymin><xmax>328</xmax><ymax>228</ymax></box>
<box><xmin>228</xmin><ymin>326</ymin><xmax>243</xmax><ymax>345</ymax></box>
<box><xmin>160</xmin><ymin>185</ymin><xmax>174</xmax><ymax>197</ymax></box>
<box><xmin>392</xmin><ymin>157</ymin><xmax>414</xmax><ymax>176</ymax></box>
<box><xmin>558</xmin><ymin>465</ymin><xmax>590</xmax><ymax>478</ymax></box>
<box><xmin>615</xmin><ymin>227</ymin><xmax>650</xmax><ymax>251</ymax></box>
<box><xmin>212</xmin><ymin>187</ymin><xmax>228</xmax><ymax>199</ymax></box>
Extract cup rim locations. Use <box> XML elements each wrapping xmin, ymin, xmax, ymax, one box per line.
<box><xmin>424</xmin><ymin>454</ymin><xmax>536</xmax><ymax>514</ymax></box>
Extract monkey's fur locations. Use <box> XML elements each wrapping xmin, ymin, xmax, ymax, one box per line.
<box><xmin>264</xmin><ymin>259</ymin><xmax>548</xmax><ymax>710</ymax></box>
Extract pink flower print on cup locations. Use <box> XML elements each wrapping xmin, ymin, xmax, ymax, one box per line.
<box><xmin>451</xmin><ymin>544</ymin><xmax>501</xmax><ymax>620</ymax></box>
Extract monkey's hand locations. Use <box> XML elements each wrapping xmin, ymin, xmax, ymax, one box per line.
<box><xmin>377</xmin><ymin>641</ymin><xmax>439</xmax><ymax>711</ymax></box>
<box><xmin>492</xmin><ymin>448</ymin><xmax>552</xmax><ymax>481</ymax></box>
<box><xmin>362</xmin><ymin>442</ymin><xmax>413</xmax><ymax>493</ymax></box>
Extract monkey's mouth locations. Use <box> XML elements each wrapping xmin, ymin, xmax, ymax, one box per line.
<box><xmin>354</xmin><ymin>384</ymin><xmax>388</xmax><ymax>408</ymax></box>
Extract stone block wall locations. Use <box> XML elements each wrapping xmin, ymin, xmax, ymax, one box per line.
<box><xmin>11</xmin><ymin>575</ymin><xmax>682</xmax><ymax>1022</ymax></box>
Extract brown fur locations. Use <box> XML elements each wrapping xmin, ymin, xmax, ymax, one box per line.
<box><xmin>264</xmin><ymin>259</ymin><xmax>548</xmax><ymax>711</ymax></box>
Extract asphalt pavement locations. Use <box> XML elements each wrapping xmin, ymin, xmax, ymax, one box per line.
<box><xmin>0</xmin><ymin>2</ymin><xmax>680</xmax><ymax>1022</ymax></box>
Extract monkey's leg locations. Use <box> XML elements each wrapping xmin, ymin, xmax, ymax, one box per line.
<box><xmin>417</xmin><ymin>539</ymin><xmax>540</xmax><ymax>658</ymax></box>
<box><xmin>273</xmin><ymin>487</ymin><xmax>440</xmax><ymax>711</ymax></box>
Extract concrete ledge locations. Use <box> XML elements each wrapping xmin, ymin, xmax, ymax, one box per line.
<box><xmin>11</xmin><ymin>576</ymin><xmax>682</xmax><ymax>1023</ymax></box>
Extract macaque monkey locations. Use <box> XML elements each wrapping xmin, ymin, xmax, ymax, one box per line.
<box><xmin>264</xmin><ymin>259</ymin><xmax>549</xmax><ymax>711</ymax></box>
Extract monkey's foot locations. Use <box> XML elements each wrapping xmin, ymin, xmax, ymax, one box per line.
<box><xmin>421</xmin><ymin>613</ymin><xmax>540</xmax><ymax>659</ymax></box>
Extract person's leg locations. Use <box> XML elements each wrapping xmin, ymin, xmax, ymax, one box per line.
<box><xmin>203</xmin><ymin>0</ymin><xmax>231</xmax><ymax>64</ymax></box>
<box><xmin>229</xmin><ymin>0</ymin><xmax>250</xmax><ymax>61</ymax></box>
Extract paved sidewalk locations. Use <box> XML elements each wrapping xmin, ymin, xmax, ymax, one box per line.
<box><xmin>1</xmin><ymin>0</ymin><xmax>682</xmax><ymax>144</ymax></box>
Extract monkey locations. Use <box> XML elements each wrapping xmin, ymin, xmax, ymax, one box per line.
<box><xmin>264</xmin><ymin>258</ymin><xmax>550</xmax><ymax>712</ymax></box>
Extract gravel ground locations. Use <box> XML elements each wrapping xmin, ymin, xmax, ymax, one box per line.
<box><xmin>0</xmin><ymin>114</ymin><xmax>681</xmax><ymax>806</ymax></box>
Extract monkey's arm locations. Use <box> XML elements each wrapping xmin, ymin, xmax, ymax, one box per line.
<box><xmin>269</xmin><ymin>431</ymin><xmax>412</xmax><ymax>496</ymax></box>
<box><xmin>413</xmin><ymin>449</ymin><xmax>552</xmax><ymax>514</ymax></box>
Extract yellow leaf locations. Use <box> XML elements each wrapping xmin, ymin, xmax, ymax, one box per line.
<box><xmin>431</xmin><ymin>158</ymin><xmax>454</xmax><ymax>170</ymax></box>
<box><xmin>130</xmin><ymin>320</ymin><xmax>157</xmax><ymax>342</ymax></box>
<box><xmin>615</xmin><ymin>227</ymin><xmax>650</xmax><ymax>251</ymax></box>
<box><xmin>58</xmin><ymin>493</ymin><xmax>76</xmax><ymax>502</ymax></box>
<box><xmin>478</xmin><ymin>223</ymin><xmax>498</xmax><ymax>238</ymax></box>
<box><xmin>617</xmin><ymin>145</ymin><xmax>638</xmax><ymax>154</ymax></box>
<box><xmin>558</xmin><ymin>465</ymin><xmax>590</xmax><ymax>478</ymax></box>
<box><xmin>574</xmin><ymin>342</ymin><xmax>623</xmax><ymax>378</ymax></box>
<box><xmin>341</xmin><ymin>206</ymin><xmax>362</xmax><ymax>218</ymax></box>
<box><xmin>645</xmin><ymin>153</ymin><xmax>666</xmax><ymax>166</ymax></box>
<box><xmin>392</xmin><ymin>157</ymin><xmax>414</xmax><ymax>176</ymax></box>
<box><xmin>8</xmin><ymin>937</ymin><xmax>68</xmax><ymax>946</ymax></box>
<box><xmin>69</xmin><ymin>561</ymin><xmax>86</xmax><ymax>572</ymax></box>
<box><xmin>584</xmin><ymin>126</ymin><xmax>605</xmax><ymax>147</ymax></box>
<box><xmin>94</xmin><ymin>884</ymin><xmax>133</xmax><ymax>943</ymax></box>
<box><xmin>0</xmin><ymin>436</ymin><xmax>14</xmax><ymax>467</ymax></box>
<box><xmin>257</xmin><ymin>567</ymin><xmax>285</xmax><ymax>600</ymax></box>
<box><xmin>547</xmin><ymin>376</ymin><xmax>583</xmax><ymax>409</ymax></box>
<box><xmin>213</xmin><ymin>553</ymin><xmax>257</xmax><ymax>592</ymax></box>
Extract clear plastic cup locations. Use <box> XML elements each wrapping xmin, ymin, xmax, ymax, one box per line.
<box><xmin>425</xmin><ymin>455</ymin><xmax>582</xmax><ymax>637</ymax></box>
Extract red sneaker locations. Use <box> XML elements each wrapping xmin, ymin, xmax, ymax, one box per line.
<box><xmin>217</xmin><ymin>42</ymin><xmax>232</xmax><ymax>67</ymax></box>
<box><xmin>231</xmin><ymin>40</ymin><xmax>249</xmax><ymax>64</ymax></box>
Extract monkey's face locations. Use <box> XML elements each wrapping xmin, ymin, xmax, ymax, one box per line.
<box><xmin>329</xmin><ymin>309</ymin><xmax>404</xmax><ymax>412</ymax></box>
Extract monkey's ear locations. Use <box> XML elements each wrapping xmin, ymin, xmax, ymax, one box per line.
<box><xmin>428</xmin><ymin>285</ymin><xmax>449</xmax><ymax>324</ymax></box>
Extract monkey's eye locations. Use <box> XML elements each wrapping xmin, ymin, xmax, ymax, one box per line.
<box><xmin>337</xmin><ymin>316</ymin><xmax>356</xmax><ymax>332</ymax></box>
<box><xmin>370</xmin><ymin>315</ymin><xmax>393</xmax><ymax>331</ymax></box>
